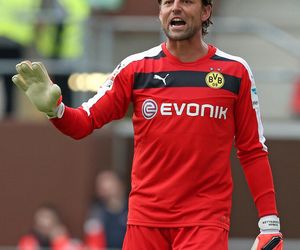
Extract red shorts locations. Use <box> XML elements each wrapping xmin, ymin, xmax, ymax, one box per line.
<box><xmin>122</xmin><ymin>225</ymin><xmax>229</xmax><ymax>250</ymax></box>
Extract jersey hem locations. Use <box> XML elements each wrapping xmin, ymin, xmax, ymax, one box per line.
<box><xmin>127</xmin><ymin>219</ymin><xmax>230</xmax><ymax>231</ymax></box>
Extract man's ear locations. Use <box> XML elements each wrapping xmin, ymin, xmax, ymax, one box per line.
<box><xmin>201</xmin><ymin>4</ymin><xmax>212</xmax><ymax>22</ymax></box>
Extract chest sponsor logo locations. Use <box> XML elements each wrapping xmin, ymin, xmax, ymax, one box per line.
<box><xmin>142</xmin><ymin>99</ymin><xmax>158</xmax><ymax>119</ymax></box>
<box><xmin>142</xmin><ymin>99</ymin><xmax>228</xmax><ymax>120</ymax></box>
<box><xmin>205</xmin><ymin>71</ymin><xmax>225</xmax><ymax>89</ymax></box>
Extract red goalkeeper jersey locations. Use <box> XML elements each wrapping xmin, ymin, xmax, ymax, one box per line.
<box><xmin>51</xmin><ymin>43</ymin><xmax>278</xmax><ymax>230</ymax></box>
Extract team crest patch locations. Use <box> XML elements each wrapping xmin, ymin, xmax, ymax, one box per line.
<box><xmin>205</xmin><ymin>71</ymin><xmax>225</xmax><ymax>89</ymax></box>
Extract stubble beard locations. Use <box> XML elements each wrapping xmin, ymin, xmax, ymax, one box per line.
<box><xmin>162</xmin><ymin>24</ymin><xmax>201</xmax><ymax>41</ymax></box>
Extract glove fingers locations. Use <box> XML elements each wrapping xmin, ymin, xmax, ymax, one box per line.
<box><xmin>12</xmin><ymin>74</ymin><xmax>28</xmax><ymax>92</ymax></box>
<box><xmin>32</xmin><ymin>62</ymin><xmax>51</xmax><ymax>83</ymax></box>
<box><xmin>16</xmin><ymin>61</ymin><xmax>34</xmax><ymax>79</ymax></box>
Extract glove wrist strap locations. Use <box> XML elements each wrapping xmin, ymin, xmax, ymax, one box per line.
<box><xmin>47</xmin><ymin>103</ymin><xmax>65</xmax><ymax>119</ymax></box>
<box><xmin>258</xmin><ymin>215</ymin><xmax>280</xmax><ymax>233</ymax></box>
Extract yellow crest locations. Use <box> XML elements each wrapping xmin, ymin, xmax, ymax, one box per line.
<box><xmin>205</xmin><ymin>72</ymin><xmax>225</xmax><ymax>89</ymax></box>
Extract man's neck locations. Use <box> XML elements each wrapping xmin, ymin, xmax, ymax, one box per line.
<box><xmin>166</xmin><ymin>38</ymin><xmax>208</xmax><ymax>63</ymax></box>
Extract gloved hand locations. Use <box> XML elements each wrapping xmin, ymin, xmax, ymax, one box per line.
<box><xmin>251</xmin><ymin>215</ymin><xmax>283</xmax><ymax>250</ymax></box>
<box><xmin>12</xmin><ymin>61</ymin><xmax>64</xmax><ymax>118</ymax></box>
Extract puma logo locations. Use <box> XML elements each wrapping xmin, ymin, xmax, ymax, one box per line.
<box><xmin>154</xmin><ymin>74</ymin><xmax>170</xmax><ymax>86</ymax></box>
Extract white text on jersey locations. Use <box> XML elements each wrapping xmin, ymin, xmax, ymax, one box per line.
<box><xmin>160</xmin><ymin>103</ymin><xmax>228</xmax><ymax>119</ymax></box>
<box><xmin>142</xmin><ymin>99</ymin><xmax>228</xmax><ymax>120</ymax></box>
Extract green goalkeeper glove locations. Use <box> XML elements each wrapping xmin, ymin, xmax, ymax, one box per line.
<box><xmin>12</xmin><ymin>61</ymin><xmax>64</xmax><ymax>118</ymax></box>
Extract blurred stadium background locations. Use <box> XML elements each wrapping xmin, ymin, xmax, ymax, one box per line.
<box><xmin>0</xmin><ymin>0</ymin><xmax>299</xmax><ymax>249</ymax></box>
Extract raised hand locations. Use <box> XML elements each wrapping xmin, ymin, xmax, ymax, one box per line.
<box><xmin>12</xmin><ymin>61</ymin><xmax>62</xmax><ymax>117</ymax></box>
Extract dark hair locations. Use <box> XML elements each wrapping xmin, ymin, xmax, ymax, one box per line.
<box><xmin>35</xmin><ymin>204</ymin><xmax>63</xmax><ymax>223</ymax></box>
<box><xmin>158</xmin><ymin>0</ymin><xmax>213</xmax><ymax>36</ymax></box>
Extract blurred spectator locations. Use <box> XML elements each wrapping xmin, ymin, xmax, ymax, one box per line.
<box><xmin>0</xmin><ymin>0</ymin><xmax>40</xmax><ymax>118</ymax></box>
<box><xmin>87</xmin><ymin>0</ymin><xmax>124</xmax><ymax>12</ymax></box>
<box><xmin>35</xmin><ymin>0</ymin><xmax>90</xmax><ymax>107</ymax></box>
<box><xmin>18</xmin><ymin>204</ymin><xmax>83</xmax><ymax>250</ymax></box>
<box><xmin>84</xmin><ymin>170</ymin><xmax>128</xmax><ymax>250</ymax></box>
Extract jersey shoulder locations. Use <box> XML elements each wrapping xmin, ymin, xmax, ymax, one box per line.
<box><xmin>119</xmin><ymin>44</ymin><xmax>164</xmax><ymax>69</ymax></box>
<box><xmin>213</xmin><ymin>48</ymin><xmax>255</xmax><ymax>82</ymax></box>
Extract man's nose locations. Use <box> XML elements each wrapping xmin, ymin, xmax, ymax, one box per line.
<box><xmin>172</xmin><ymin>0</ymin><xmax>183</xmax><ymax>13</ymax></box>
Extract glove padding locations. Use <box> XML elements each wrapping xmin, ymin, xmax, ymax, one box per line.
<box><xmin>251</xmin><ymin>233</ymin><xmax>283</xmax><ymax>250</ymax></box>
<box><xmin>12</xmin><ymin>61</ymin><xmax>62</xmax><ymax>118</ymax></box>
<box><xmin>251</xmin><ymin>215</ymin><xmax>283</xmax><ymax>250</ymax></box>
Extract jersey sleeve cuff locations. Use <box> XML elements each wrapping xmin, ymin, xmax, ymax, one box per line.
<box><xmin>256</xmin><ymin>192</ymin><xmax>278</xmax><ymax>218</ymax></box>
<box><xmin>47</xmin><ymin>103</ymin><xmax>65</xmax><ymax>119</ymax></box>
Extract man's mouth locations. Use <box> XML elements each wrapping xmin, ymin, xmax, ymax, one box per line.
<box><xmin>169</xmin><ymin>18</ymin><xmax>186</xmax><ymax>27</ymax></box>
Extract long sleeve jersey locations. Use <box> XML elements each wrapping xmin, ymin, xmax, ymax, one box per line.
<box><xmin>51</xmin><ymin>43</ymin><xmax>278</xmax><ymax>230</ymax></box>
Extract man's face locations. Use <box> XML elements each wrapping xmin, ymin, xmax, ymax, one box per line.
<box><xmin>159</xmin><ymin>0</ymin><xmax>211</xmax><ymax>41</ymax></box>
<box><xmin>33</xmin><ymin>208</ymin><xmax>59</xmax><ymax>237</ymax></box>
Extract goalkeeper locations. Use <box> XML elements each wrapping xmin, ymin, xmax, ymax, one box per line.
<box><xmin>12</xmin><ymin>0</ymin><xmax>283</xmax><ymax>249</ymax></box>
